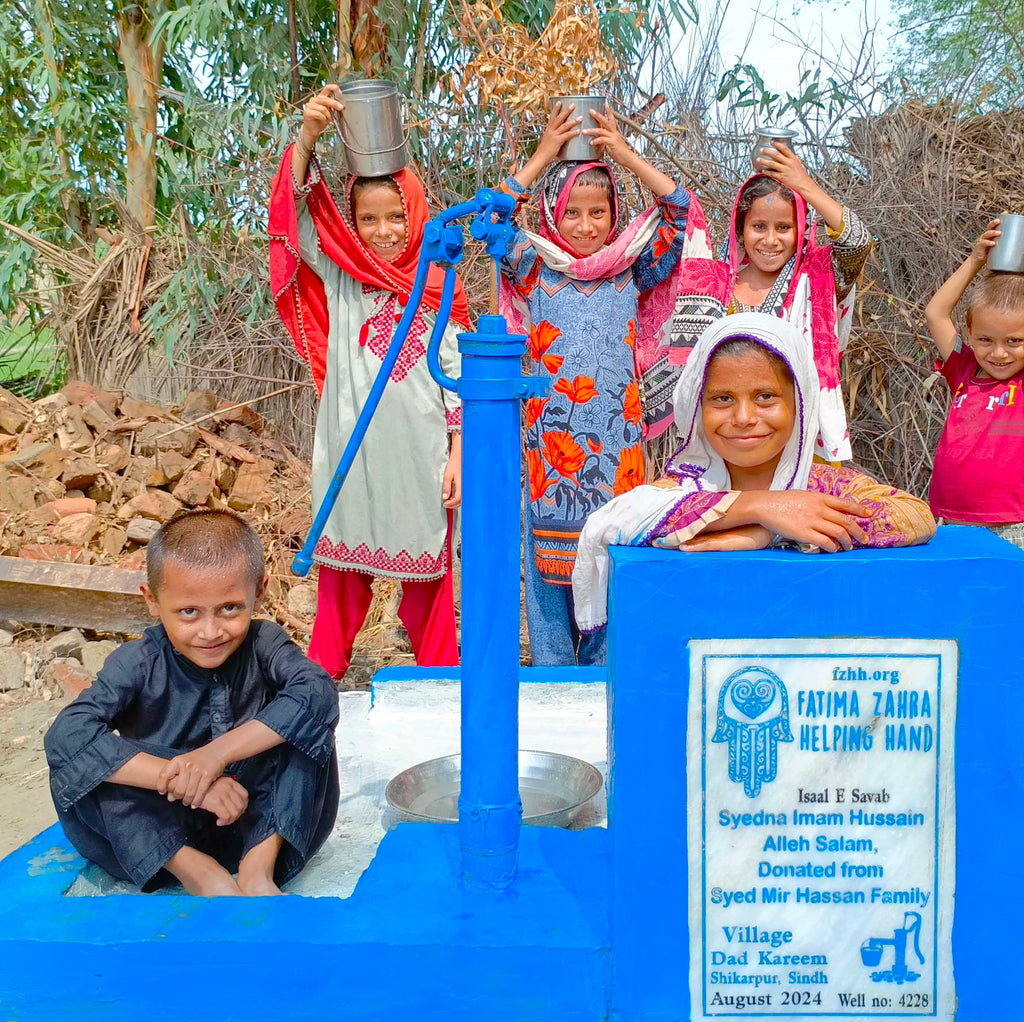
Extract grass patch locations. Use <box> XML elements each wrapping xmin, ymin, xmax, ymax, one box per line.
<box><xmin>0</xmin><ymin>320</ymin><xmax>62</xmax><ymax>397</ymax></box>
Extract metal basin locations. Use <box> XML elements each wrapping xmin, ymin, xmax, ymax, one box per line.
<box><xmin>385</xmin><ymin>750</ymin><xmax>604</xmax><ymax>828</ymax></box>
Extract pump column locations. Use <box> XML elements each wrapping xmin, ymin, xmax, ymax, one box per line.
<box><xmin>456</xmin><ymin>314</ymin><xmax>544</xmax><ymax>890</ymax></box>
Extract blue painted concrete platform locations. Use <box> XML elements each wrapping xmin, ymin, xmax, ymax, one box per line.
<box><xmin>604</xmin><ymin>526</ymin><xmax>1024</xmax><ymax>1022</ymax></box>
<box><xmin>0</xmin><ymin>821</ymin><xmax>609</xmax><ymax>1022</ymax></box>
<box><xmin>2</xmin><ymin>527</ymin><xmax>1021</xmax><ymax>1021</ymax></box>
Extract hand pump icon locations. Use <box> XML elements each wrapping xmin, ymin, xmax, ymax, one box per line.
<box><xmin>860</xmin><ymin>912</ymin><xmax>924</xmax><ymax>984</ymax></box>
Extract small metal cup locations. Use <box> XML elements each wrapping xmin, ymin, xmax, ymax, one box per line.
<box><xmin>552</xmin><ymin>95</ymin><xmax>606</xmax><ymax>161</ymax></box>
<box><xmin>988</xmin><ymin>214</ymin><xmax>1024</xmax><ymax>273</ymax></box>
<box><xmin>751</xmin><ymin>127</ymin><xmax>798</xmax><ymax>171</ymax></box>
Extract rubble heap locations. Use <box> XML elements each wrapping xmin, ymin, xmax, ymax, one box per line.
<box><xmin>0</xmin><ymin>381</ymin><xmax>315</xmax><ymax>631</ymax></box>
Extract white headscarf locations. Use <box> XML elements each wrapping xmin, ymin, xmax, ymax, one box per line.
<box><xmin>571</xmin><ymin>312</ymin><xmax>820</xmax><ymax>632</ymax></box>
<box><xmin>664</xmin><ymin>311</ymin><xmax>819</xmax><ymax>491</ymax></box>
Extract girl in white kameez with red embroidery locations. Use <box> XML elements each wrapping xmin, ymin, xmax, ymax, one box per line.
<box><xmin>269</xmin><ymin>85</ymin><xmax>467</xmax><ymax>678</ymax></box>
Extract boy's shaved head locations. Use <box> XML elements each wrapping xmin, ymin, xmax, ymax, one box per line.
<box><xmin>967</xmin><ymin>272</ymin><xmax>1024</xmax><ymax>328</ymax></box>
<box><xmin>147</xmin><ymin>510</ymin><xmax>265</xmax><ymax>594</ymax></box>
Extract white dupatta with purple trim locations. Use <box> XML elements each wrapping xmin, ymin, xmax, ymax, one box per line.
<box><xmin>571</xmin><ymin>313</ymin><xmax>819</xmax><ymax>632</ymax></box>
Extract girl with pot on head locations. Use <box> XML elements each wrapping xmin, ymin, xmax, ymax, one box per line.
<box><xmin>672</xmin><ymin>140</ymin><xmax>872</xmax><ymax>463</ymax></box>
<box><xmin>268</xmin><ymin>84</ymin><xmax>465</xmax><ymax>679</ymax></box>
<box><xmin>496</xmin><ymin>100</ymin><xmax>713</xmax><ymax>666</ymax></box>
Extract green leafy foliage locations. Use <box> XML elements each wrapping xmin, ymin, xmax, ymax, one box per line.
<box><xmin>891</xmin><ymin>0</ymin><xmax>1024</xmax><ymax>111</ymax></box>
<box><xmin>0</xmin><ymin>0</ymin><xmax>697</xmax><ymax>369</ymax></box>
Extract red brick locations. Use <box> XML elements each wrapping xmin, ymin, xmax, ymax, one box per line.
<box><xmin>60</xmin><ymin>381</ymin><xmax>119</xmax><ymax>417</ymax></box>
<box><xmin>44</xmin><ymin>659</ymin><xmax>94</xmax><ymax>697</ymax></box>
<box><xmin>19</xmin><ymin>543</ymin><xmax>90</xmax><ymax>563</ymax></box>
<box><xmin>48</xmin><ymin>497</ymin><xmax>98</xmax><ymax>518</ymax></box>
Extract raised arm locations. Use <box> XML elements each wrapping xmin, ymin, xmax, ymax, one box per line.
<box><xmin>513</xmin><ymin>102</ymin><xmax>584</xmax><ymax>190</ymax></box>
<box><xmin>755</xmin><ymin>142</ymin><xmax>844</xmax><ymax>233</ymax></box>
<box><xmin>585</xmin><ymin>105</ymin><xmax>675</xmax><ymax>198</ymax></box>
<box><xmin>291</xmin><ymin>84</ymin><xmax>344</xmax><ymax>187</ymax></box>
<box><xmin>925</xmin><ymin>220</ymin><xmax>1002</xmax><ymax>361</ymax></box>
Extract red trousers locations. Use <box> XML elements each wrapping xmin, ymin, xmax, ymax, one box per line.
<box><xmin>308</xmin><ymin>564</ymin><xmax>459</xmax><ymax>679</ymax></box>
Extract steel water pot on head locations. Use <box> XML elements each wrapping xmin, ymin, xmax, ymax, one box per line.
<box><xmin>338</xmin><ymin>79</ymin><xmax>408</xmax><ymax>178</ymax></box>
<box><xmin>752</xmin><ymin>126</ymin><xmax>798</xmax><ymax>171</ymax></box>
<box><xmin>552</xmin><ymin>95</ymin><xmax>607</xmax><ymax>161</ymax></box>
<box><xmin>988</xmin><ymin>214</ymin><xmax>1024</xmax><ymax>274</ymax></box>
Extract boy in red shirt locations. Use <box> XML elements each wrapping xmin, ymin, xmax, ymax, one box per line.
<box><xmin>925</xmin><ymin>218</ymin><xmax>1024</xmax><ymax>547</ymax></box>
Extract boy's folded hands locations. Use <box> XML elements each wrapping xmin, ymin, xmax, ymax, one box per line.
<box><xmin>158</xmin><ymin>745</ymin><xmax>229</xmax><ymax>809</ymax></box>
<box><xmin>195</xmin><ymin>776</ymin><xmax>249</xmax><ymax>827</ymax></box>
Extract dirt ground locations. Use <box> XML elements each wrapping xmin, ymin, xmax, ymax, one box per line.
<box><xmin>0</xmin><ymin>686</ymin><xmax>70</xmax><ymax>859</ymax></box>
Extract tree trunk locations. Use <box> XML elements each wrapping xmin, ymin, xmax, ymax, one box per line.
<box><xmin>115</xmin><ymin>1</ymin><xmax>166</xmax><ymax>232</ymax></box>
<box><xmin>411</xmin><ymin>0</ymin><xmax>431</xmax><ymax>98</ymax></box>
<box><xmin>351</xmin><ymin>0</ymin><xmax>388</xmax><ymax>75</ymax></box>
<box><xmin>288</xmin><ymin>0</ymin><xmax>301</xmax><ymax>101</ymax></box>
<box><xmin>336</xmin><ymin>0</ymin><xmax>352</xmax><ymax>72</ymax></box>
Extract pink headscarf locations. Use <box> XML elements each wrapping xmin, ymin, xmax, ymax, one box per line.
<box><xmin>670</xmin><ymin>173</ymin><xmax>852</xmax><ymax>460</ymax></box>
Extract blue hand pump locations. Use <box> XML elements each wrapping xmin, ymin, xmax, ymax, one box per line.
<box><xmin>292</xmin><ymin>188</ymin><xmax>548</xmax><ymax>890</ymax></box>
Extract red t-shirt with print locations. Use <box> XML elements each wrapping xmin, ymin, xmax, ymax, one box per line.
<box><xmin>930</xmin><ymin>341</ymin><xmax>1024</xmax><ymax>523</ymax></box>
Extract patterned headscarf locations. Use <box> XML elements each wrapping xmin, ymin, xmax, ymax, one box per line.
<box><xmin>538</xmin><ymin>160</ymin><xmax>620</xmax><ymax>256</ymax></box>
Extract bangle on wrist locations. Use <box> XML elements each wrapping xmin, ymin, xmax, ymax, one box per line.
<box><xmin>295</xmin><ymin>135</ymin><xmax>314</xmax><ymax>161</ymax></box>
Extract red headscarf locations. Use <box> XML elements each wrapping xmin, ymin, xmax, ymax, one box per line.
<box><xmin>268</xmin><ymin>146</ymin><xmax>470</xmax><ymax>393</ymax></box>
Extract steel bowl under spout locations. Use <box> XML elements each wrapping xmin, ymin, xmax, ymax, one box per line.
<box><xmin>385</xmin><ymin>750</ymin><xmax>604</xmax><ymax>828</ymax></box>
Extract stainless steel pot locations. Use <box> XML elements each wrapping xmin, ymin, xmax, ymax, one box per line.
<box><xmin>552</xmin><ymin>95</ymin><xmax>607</xmax><ymax>162</ymax></box>
<box><xmin>751</xmin><ymin>126</ymin><xmax>798</xmax><ymax>171</ymax></box>
<box><xmin>339</xmin><ymin>79</ymin><xmax>408</xmax><ymax>178</ymax></box>
<box><xmin>988</xmin><ymin>214</ymin><xmax>1024</xmax><ymax>273</ymax></box>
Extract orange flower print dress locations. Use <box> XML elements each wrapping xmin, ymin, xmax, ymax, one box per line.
<box><xmin>501</xmin><ymin>177</ymin><xmax>692</xmax><ymax>586</ymax></box>
<box><xmin>522</xmin><ymin>294</ymin><xmax>648</xmax><ymax>583</ymax></box>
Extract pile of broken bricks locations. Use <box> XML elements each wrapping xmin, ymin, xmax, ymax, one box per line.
<box><xmin>0</xmin><ymin>624</ymin><xmax>116</xmax><ymax>698</ymax></box>
<box><xmin>0</xmin><ymin>381</ymin><xmax>318</xmax><ymax>642</ymax></box>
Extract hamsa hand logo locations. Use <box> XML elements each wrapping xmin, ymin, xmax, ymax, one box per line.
<box><xmin>712</xmin><ymin>666</ymin><xmax>793</xmax><ymax>798</ymax></box>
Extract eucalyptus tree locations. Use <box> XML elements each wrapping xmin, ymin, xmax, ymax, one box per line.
<box><xmin>891</xmin><ymin>0</ymin><xmax>1024</xmax><ymax>110</ymax></box>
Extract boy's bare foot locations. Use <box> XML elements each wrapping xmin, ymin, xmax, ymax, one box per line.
<box><xmin>165</xmin><ymin>845</ymin><xmax>242</xmax><ymax>897</ymax></box>
<box><xmin>236</xmin><ymin>833</ymin><xmax>285</xmax><ymax>896</ymax></box>
<box><xmin>238</xmin><ymin>874</ymin><xmax>284</xmax><ymax>896</ymax></box>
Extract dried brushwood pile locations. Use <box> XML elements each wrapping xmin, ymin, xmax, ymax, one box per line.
<box><xmin>0</xmin><ymin>380</ymin><xmax>315</xmax><ymax>633</ymax></box>
<box><xmin>1</xmin><ymin>214</ymin><xmax>319</xmax><ymax>460</ymax></box>
<box><xmin>451</xmin><ymin>0</ymin><xmax>618</xmax><ymax>118</ymax></box>
<box><xmin>835</xmin><ymin>102</ymin><xmax>1024</xmax><ymax>494</ymax></box>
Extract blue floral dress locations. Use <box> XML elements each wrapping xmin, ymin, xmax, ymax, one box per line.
<box><xmin>501</xmin><ymin>175</ymin><xmax>690</xmax><ymax>586</ymax></box>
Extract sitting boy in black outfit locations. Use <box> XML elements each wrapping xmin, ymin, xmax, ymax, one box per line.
<box><xmin>45</xmin><ymin>510</ymin><xmax>339</xmax><ymax>896</ymax></box>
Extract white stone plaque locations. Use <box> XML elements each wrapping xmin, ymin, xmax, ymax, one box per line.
<box><xmin>688</xmin><ymin>639</ymin><xmax>956</xmax><ymax>1021</ymax></box>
